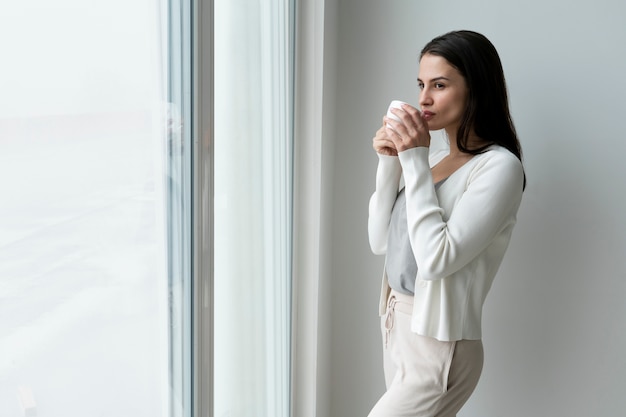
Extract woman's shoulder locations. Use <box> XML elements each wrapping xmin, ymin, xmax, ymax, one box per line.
<box><xmin>470</xmin><ymin>145</ymin><xmax>525</xmax><ymax>185</ymax></box>
<box><xmin>477</xmin><ymin>145</ymin><xmax>523</xmax><ymax>168</ymax></box>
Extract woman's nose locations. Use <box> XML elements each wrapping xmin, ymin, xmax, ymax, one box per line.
<box><xmin>419</xmin><ymin>90</ymin><xmax>432</xmax><ymax>107</ymax></box>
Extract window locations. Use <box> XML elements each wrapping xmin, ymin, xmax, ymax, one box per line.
<box><xmin>0</xmin><ymin>1</ymin><xmax>190</xmax><ymax>415</ymax></box>
<box><xmin>1</xmin><ymin>1</ymin><xmax>295</xmax><ymax>416</ymax></box>
<box><xmin>213</xmin><ymin>1</ymin><xmax>294</xmax><ymax>416</ymax></box>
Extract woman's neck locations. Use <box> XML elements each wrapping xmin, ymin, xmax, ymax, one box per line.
<box><xmin>446</xmin><ymin>128</ymin><xmax>486</xmax><ymax>157</ymax></box>
<box><xmin>446</xmin><ymin>133</ymin><xmax>466</xmax><ymax>158</ymax></box>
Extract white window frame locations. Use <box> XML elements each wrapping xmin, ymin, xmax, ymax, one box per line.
<box><xmin>191</xmin><ymin>1</ymin><xmax>326</xmax><ymax>416</ymax></box>
<box><xmin>191</xmin><ymin>1</ymin><xmax>214</xmax><ymax>416</ymax></box>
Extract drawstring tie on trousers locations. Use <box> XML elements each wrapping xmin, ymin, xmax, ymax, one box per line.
<box><xmin>384</xmin><ymin>295</ymin><xmax>397</xmax><ymax>349</ymax></box>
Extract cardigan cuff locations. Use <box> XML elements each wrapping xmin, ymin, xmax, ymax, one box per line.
<box><xmin>397</xmin><ymin>146</ymin><xmax>430</xmax><ymax>164</ymax></box>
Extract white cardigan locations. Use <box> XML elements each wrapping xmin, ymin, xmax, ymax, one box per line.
<box><xmin>368</xmin><ymin>145</ymin><xmax>524</xmax><ymax>341</ymax></box>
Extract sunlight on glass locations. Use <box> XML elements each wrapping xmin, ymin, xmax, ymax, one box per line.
<box><xmin>0</xmin><ymin>1</ymin><xmax>184</xmax><ymax>416</ymax></box>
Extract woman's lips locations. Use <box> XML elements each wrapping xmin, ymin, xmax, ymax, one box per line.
<box><xmin>421</xmin><ymin>111</ymin><xmax>435</xmax><ymax>121</ymax></box>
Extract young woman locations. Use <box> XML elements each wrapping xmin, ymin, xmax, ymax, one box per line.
<box><xmin>367</xmin><ymin>30</ymin><xmax>525</xmax><ymax>417</ymax></box>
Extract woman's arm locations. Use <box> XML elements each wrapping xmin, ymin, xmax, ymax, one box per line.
<box><xmin>400</xmin><ymin>146</ymin><xmax>524</xmax><ymax>280</ymax></box>
<box><xmin>368</xmin><ymin>154</ymin><xmax>402</xmax><ymax>255</ymax></box>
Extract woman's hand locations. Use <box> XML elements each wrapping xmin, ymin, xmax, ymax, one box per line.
<box><xmin>372</xmin><ymin>116</ymin><xmax>398</xmax><ymax>156</ymax></box>
<box><xmin>385</xmin><ymin>104</ymin><xmax>431</xmax><ymax>151</ymax></box>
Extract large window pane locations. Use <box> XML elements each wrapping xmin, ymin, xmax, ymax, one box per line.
<box><xmin>0</xmin><ymin>1</ymin><xmax>191</xmax><ymax>416</ymax></box>
<box><xmin>214</xmin><ymin>1</ymin><xmax>294</xmax><ymax>416</ymax></box>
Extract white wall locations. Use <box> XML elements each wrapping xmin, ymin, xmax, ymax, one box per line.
<box><xmin>321</xmin><ymin>1</ymin><xmax>626</xmax><ymax>416</ymax></box>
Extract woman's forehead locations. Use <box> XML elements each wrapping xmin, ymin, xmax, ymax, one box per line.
<box><xmin>418</xmin><ymin>54</ymin><xmax>462</xmax><ymax>81</ymax></box>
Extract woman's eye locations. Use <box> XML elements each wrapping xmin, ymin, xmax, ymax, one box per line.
<box><xmin>435</xmin><ymin>83</ymin><xmax>445</xmax><ymax>89</ymax></box>
<box><xmin>418</xmin><ymin>83</ymin><xmax>424</xmax><ymax>90</ymax></box>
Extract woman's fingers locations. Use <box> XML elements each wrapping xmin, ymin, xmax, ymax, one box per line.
<box><xmin>373</xmin><ymin>121</ymin><xmax>398</xmax><ymax>156</ymax></box>
<box><xmin>387</xmin><ymin>105</ymin><xmax>430</xmax><ymax>151</ymax></box>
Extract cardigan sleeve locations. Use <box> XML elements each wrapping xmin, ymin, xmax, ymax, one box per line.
<box><xmin>399</xmin><ymin>146</ymin><xmax>524</xmax><ymax>280</ymax></box>
<box><xmin>368</xmin><ymin>154</ymin><xmax>403</xmax><ymax>255</ymax></box>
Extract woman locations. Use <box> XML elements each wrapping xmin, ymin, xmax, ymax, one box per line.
<box><xmin>367</xmin><ymin>30</ymin><xmax>525</xmax><ymax>417</ymax></box>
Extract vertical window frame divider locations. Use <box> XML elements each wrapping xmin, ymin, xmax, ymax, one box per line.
<box><xmin>291</xmin><ymin>0</ymin><xmax>327</xmax><ymax>415</ymax></box>
<box><xmin>191</xmin><ymin>0</ymin><xmax>214</xmax><ymax>416</ymax></box>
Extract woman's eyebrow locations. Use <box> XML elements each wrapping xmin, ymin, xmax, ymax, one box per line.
<box><xmin>417</xmin><ymin>76</ymin><xmax>451</xmax><ymax>83</ymax></box>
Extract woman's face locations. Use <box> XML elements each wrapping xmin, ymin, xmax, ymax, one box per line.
<box><xmin>418</xmin><ymin>53</ymin><xmax>469</xmax><ymax>134</ymax></box>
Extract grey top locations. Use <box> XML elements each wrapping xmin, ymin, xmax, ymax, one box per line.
<box><xmin>386</xmin><ymin>179</ymin><xmax>446</xmax><ymax>295</ymax></box>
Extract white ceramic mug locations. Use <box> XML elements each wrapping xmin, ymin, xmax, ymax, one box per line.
<box><xmin>386</xmin><ymin>100</ymin><xmax>409</xmax><ymax>123</ymax></box>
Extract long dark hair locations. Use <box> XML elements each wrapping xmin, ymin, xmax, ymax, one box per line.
<box><xmin>421</xmin><ymin>30</ymin><xmax>525</xmax><ymax>185</ymax></box>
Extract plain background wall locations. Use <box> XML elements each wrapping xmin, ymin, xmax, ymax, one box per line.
<box><xmin>319</xmin><ymin>0</ymin><xmax>626</xmax><ymax>416</ymax></box>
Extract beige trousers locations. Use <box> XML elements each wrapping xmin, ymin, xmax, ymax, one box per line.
<box><xmin>368</xmin><ymin>290</ymin><xmax>484</xmax><ymax>417</ymax></box>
